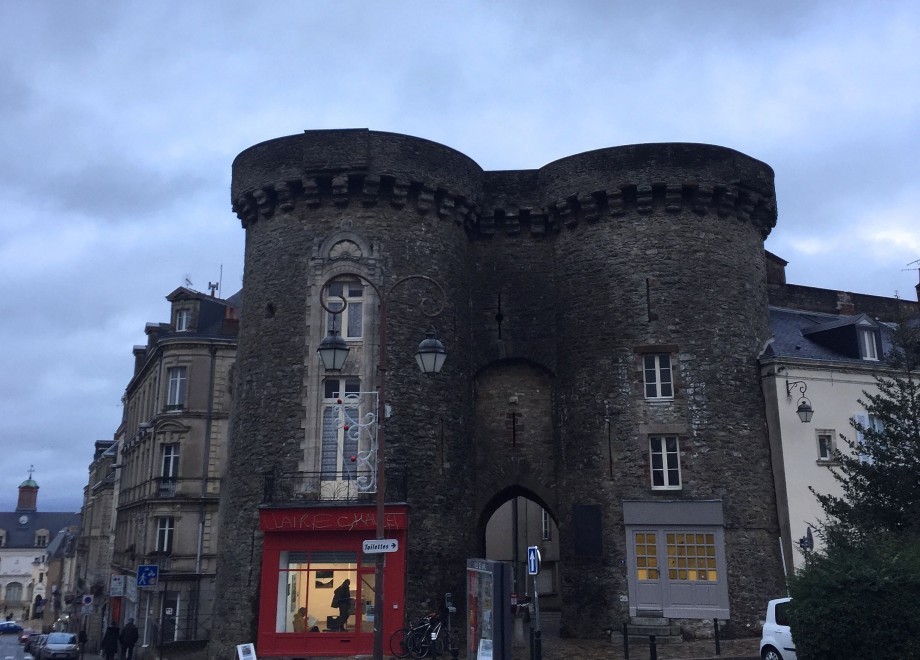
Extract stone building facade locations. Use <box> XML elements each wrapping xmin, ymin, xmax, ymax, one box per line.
<box><xmin>211</xmin><ymin>129</ymin><xmax>787</xmax><ymax>656</ymax></box>
<box><xmin>109</xmin><ymin>286</ymin><xmax>238</xmax><ymax>650</ymax></box>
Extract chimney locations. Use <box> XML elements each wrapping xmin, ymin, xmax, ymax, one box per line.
<box><xmin>836</xmin><ymin>292</ymin><xmax>856</xmax><ymax>315</ymax></box>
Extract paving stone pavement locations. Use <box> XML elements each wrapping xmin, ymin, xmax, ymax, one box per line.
<box><xmin>529</xmin><ymin>612</ymin><xmax>760</xmax><ymax>660</ymax></box>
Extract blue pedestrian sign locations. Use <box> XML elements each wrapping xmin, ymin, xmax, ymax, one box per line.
<box><xmin>527</xmin><ymin>546</ymin><xmax>541</xmax><ymax>576</ymax></box>
<box><xmin>137</xmin><ymin>564</ymin><xmax>159</xmax><ymax>587</ymax></box>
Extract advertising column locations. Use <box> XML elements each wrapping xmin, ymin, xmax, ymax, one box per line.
<box><xmin>466</xmin><ymin>559</ymin><xmax>511</xmax><ymax>660</ymax></box>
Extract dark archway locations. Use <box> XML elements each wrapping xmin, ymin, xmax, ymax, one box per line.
<box><xmin>479</xmin><ymin>486</ymin><xmax>560</xmax><ymax>608</ymax></box>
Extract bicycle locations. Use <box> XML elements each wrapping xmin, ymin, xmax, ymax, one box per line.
<box><xmin>389</xmin><ymin>613</ymin><xmax>439</xmax><ymax>659</ymax></box>
<box><xmin>389</xmin><ymin>612</ymin><xmax>444</xmax><ymax>659</ymax></box>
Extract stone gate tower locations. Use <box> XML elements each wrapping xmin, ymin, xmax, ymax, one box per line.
<box><xmin>211</xmin><ymin>129</ymin><xmax>786</xmax><ymax>657</ymax></box>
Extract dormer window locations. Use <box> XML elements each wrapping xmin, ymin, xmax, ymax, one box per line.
<box><xmin>35</xmin><ymin>530</ymin><xmax>49</xmax><ymax>547</ymax></box>
<box><xmin>859</xmin><ymin>327</ymin><xmax>879</xmax><ymax>360</ymax></box>
<box><xmin>175</xmin><ymin>308</ymin><xmax>190</xmax><ymax>332</ymax></box>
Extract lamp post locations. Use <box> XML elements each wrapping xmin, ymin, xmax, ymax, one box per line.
<box><xmin>316</xmin><ymin>272</ymin><xmax>447</xmax><ymax>660</ymax></box>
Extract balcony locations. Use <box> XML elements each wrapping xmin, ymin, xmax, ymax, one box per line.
<box><xmin>261</xmin><ymin>469</ymin><xmax>408</xmax><ymax>505</ymax></box>
<box><xmin>158</xmin><ymin>478</ymin><xmax>178</xmax><ymax>497</ymax></box>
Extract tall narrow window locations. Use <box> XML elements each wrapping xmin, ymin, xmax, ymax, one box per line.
<box><xmin>160</xmin><ymin>445</ymin><xmax>179</xmax><ymax>496</ymax></box>
<box><xmin>643</xmin><ymin>354</ymin><xmax>674</xmax><ymax>399</ymax></box>
<box><xmin>634</xmin><ymin>532</ymin><xmax>659</xmax><ymax>580</ymax></box>
<box><xmin>321</xmin><ymin>378</ymin><xmax>361</xmax><ymax>481</ymax></box>
<box><xmin>326</xmin><ymin>280</ymin><xmax>364</xmax><ymax>339</ymax></box>
<box><xmin>541</xmin><ymin>509</ymin><xmax>552</xmax><ymax>541</ymax></box>
<box><xmin>175</xmin><ymin>309</ymin><xmax>190</xmax><ymax>332</ymax></box>
<box><xmin>166</xmin><ymin>367</ymin><xmax>187</xmax><ymax>411</ymax></box>
<box><xmin>156</xmin><ymin>517</ymin><xmax>174</xmax><ymax>554</ymax></box>
<box><xmin>650</xmin><ymin>436</ymin><xmax>681</xmax><ymax>489</ymax></box>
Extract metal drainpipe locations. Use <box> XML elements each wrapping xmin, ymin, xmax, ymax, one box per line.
<box><xmin>193</xmin><ymin>344</ymin><xmax>218</xmax><ymax>633</ymax></box>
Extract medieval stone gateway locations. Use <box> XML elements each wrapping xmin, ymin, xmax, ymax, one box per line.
<box><xmin>210</xmin><ymin>129</ymin><xmax>785</xmax><ymax>657</ymax></box>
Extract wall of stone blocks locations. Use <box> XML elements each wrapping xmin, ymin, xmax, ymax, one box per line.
<box><xmin>211</xmin><ymin>130</ymin><xmax>787</xmax><ymax>655</ymax></box>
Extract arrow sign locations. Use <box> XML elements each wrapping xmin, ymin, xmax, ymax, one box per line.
<box><xmin>362</xmin><ymin>539</ymin><xmax>399</xmax><ymax>554</ymax></box>
<box><xmin>527</xmin><ymin>546</ymin><xmax>541</xmax><ymax>575</ymax></box>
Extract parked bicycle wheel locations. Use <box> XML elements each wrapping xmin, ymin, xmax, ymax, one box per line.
<box><xmin>389</xmin><ymin>627</ymin><xmax>412</xmax><ymax>659</ymax></box>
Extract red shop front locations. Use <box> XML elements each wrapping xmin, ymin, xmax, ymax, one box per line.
<box><xmin>257</xmin><ymin>504</ymin><xmax>408</xmax><ymax>657</ymax></box>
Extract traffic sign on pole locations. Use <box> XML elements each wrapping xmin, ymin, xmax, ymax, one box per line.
<box><xmin>527</xmin><ymin>546</ymin><xmax>541</xmax><ymax>575</ymax></box>
<box><xmin>137</xmin><ymin>564</ymin><xmax>160</xmax><ymax>587</ymax></box>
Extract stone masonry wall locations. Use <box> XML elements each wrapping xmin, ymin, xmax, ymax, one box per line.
<box><xmin>211</xmin><ymin>130</ymin><xmax>787</xmax><ymax>655</ymax></box>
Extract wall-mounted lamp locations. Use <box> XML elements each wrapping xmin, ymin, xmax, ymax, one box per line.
<box><xmin>785</xmin><ymin>378</ymin><xmax>814</xmax><ymax>423</ymax></box>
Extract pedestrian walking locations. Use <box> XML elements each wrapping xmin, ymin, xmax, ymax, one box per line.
<box><xmin>100</xmin><ymin>623</ymin><xmax>120</xmax><ymax>660</ymax></box>
<box><xmin>120</xmin><ymin>619</ymin><xmax>139</xmax><ymax>660</ymax></box>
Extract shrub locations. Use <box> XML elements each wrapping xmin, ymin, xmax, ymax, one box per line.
<box><xmin>787</xmin><ymin>538</ymin><xmax>920</xmax><ymax>660</ymax></box>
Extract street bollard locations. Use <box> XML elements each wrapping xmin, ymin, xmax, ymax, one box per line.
<box><xmin>533</xmin><ymin>628</ymin><xmax>542</xmax><ymax>660</ymax></box>
<box><xmin>649</xmin><ymin>634</ymin><xmax>657</xmax><ymax>660</ymax></box>
<box><xmin>714</xmin><ymin>618</ymin><xmax>721</xmax><ymax>655</ymax></box>
<box><xmin>623</xmin><ymin>621</ymin><xmax>630</xmax><ymax>660</ymax></box>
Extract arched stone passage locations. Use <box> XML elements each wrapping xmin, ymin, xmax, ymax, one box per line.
<box><xmin>479</xmin><ymin>486</ymin><xmax>561</xmax><ymax>607</ymax></box>
<box><xmin>471</xmin><ymin>359</ymin><xmax>558</xmax><ymax>519</ymax></box>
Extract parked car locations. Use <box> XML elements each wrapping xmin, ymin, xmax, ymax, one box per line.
<box><xmin>0</xmin><ymin>620</ymin><xmax>24</xmax><ymax>634</ymax></box>
<box><xmin>20</xmin><ymin>628</ymin><xmax>35</xmax><ymax>643</ymax></box>
<box><xmin>24</xmin><ymin>632</ymin><xmax>44</xmax><ymax>655</ymax></box>
<box><xmin>760</xmin><ymin>597</ymin><xmax>797</xmax><ymax>660</ymax></box>
<box><xmin>27</xmin><ymin>634</ymin><xmax>49</xmax><ymax>657</ymax></box>
<box><xmin>39</xmin><ymin>632</ymin><xmax>79</xmax><ymax>660</ymax></box>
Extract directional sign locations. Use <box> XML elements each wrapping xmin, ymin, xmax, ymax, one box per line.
<box><xmin>137</xmin><ymin>564</ymin><xmax>159</xmax><ymax>587</ymax></box>
<box><xmin>527</xmin><ymin>546</ymin><xmax>541</xmax><ymax>576</ymax></box>
<box><xmin>362</xmin><ymin>539</ymin><xmax>399</xmax><ymax>554</ymax></box>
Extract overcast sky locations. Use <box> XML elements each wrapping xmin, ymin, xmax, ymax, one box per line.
<box><xmin>2</xmin><ymin>1</ymin><xmax>918</xmax><ymax>513</ymax></box>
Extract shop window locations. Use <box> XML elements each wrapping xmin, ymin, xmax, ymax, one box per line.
<box><xmin>666</xmin><ymin>532</ymin><xmax>717</xmax><ymax>581</ymax></box>
<box><xmin>276</xmin><ymin>550</ymin><xmax>373</xmax><ymax>635</ymax></box>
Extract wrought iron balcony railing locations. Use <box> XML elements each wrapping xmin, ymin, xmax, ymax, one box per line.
<box><xmin>262</xmin><ymin>469</ymin><xmax>408</xmax><ymax>505</ymax></box>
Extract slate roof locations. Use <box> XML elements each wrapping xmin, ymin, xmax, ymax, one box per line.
<box><xmin>764</xmin><ymin>306</ymin><xmax>895</xmax><ymax>365</ymax></box>
<box><xmin>0</xmin><ymin>511</ymin><xmax>81</xmax><ymax>549</ymax></box>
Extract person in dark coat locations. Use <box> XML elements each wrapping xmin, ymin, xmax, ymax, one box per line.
<box><xmin>119</xmin><ymin>619</ymin><xmax>139</xmax><ymax>660</ymax></box>
<box><xmin>332</xmin><ymin>579</ymin><xmax>351</xmax><ymax>631</ymax></box>
<box><xmin>100</xmin><ymin>623</ymin><xmax>120</xmax><ymax>660</ymax></box>
<box><xmin>78</xmin><ymin>629</ymin><xmax>87</xmax><ymax>659</ymax></box>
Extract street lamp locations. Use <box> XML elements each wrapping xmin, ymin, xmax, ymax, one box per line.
<box><xmin>316</xmin><ymin>272</ymin><xmax>447</xmax><ymax>660</ymax></box>
<box><xmin>785</xmin><ymin>378</ymin><xmax>814</xmax><ymax>423</ymax></box>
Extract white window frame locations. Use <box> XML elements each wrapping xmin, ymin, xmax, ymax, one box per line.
<box><xmin>175</xmin><ymin>308</ymin><xmax>190</xmax><ymax>332</ymax></box>
<box><xmin>325</xmin><ymin>280</ymin><xmax>364</xmax><ymax>340</ymax></box>
<box><xmin>816</xmin><ymin>429</ymin><xmax>836</xmax><ymax>462</ymax></box>
<box><xmin>643</xmin><ymin>354</ymin><xmax>674</xmax><ymax>400</ymax></box>
<box><xmin>321</xmin><ymin>377</ymin><xmax>362</xmax><ymax>481</ymax></box>
<box><xmin>859</xmin><ymin>327</ymin><xmax>879</xmax><ymax>360</ymax></box>
<box><xmin>650</xmin><ymin>435</ymin><xmax>681</xmax><ymax>490</ymax></box>
<box><xmin>161</xmin><ymin>444</ymin><xmax>180</xmax><ymax>479</ymax></box>
<box><xmin>166</xmin><ymin>366</ymin><xmax>187</xmax><ymax>411</ymax></box>
<box><xmin>156</xmin><ymin>517</ymin><xmax>174</xmax><ymax>554</ymax></box>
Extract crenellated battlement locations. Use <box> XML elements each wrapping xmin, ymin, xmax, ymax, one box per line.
<box><xmin>232</xmin><ymin>172</ymin><xmax>777</xmax><ymax>239</ymax></box>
